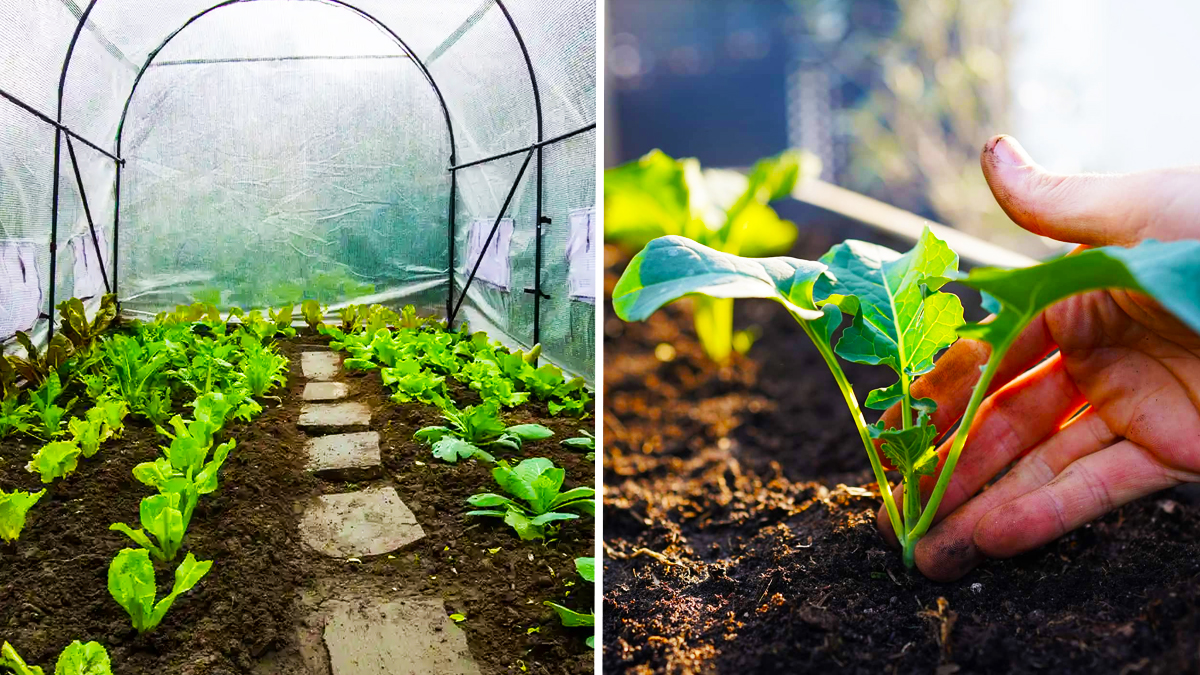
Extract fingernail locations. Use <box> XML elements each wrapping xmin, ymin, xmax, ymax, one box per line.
<box><xmin>990</xmin><ymin>135</ymin><xmax>1028</xmax><ymax>166</ymax></box>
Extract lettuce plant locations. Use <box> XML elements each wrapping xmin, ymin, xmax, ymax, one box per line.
<box><xmin>57</xmin><ymin>294</ymin><xmax>117</xmax><ymax>354</ymax></box>
<box><xmin>98</xmin><ymin>334</ymin><xmax>172</xmax><ymax>423</ymax></box>
<box><xmin>0</xmin><ymin>489</ymin><xmax>45</xmax><ymax>542</ymax></box>
<box><xmin>7</xmin><ymin>332</ymin><xmax>74</xmax><ymax>388</ymax></box>
<box><xmin>613</xmin><ymin>229</ymin><xmax>1200</xmax><ymax>567</ymax></box>
<box><xmin>466</xmin><ymin>458</ymin><xmax>594</xmax><ymax>540</ymax></box>
<box><xmin>28</xmin><ymin>372</ymin><xmax>75</xmax><ymax>440</ymax></box>
<box><xmin>416</xmin><ymin>402</ymin><xmax>553</xmax><ymax>463</ymax></box>
<box><xmin>0</xmin><ymin>397</ymin><xmax>34</xmax><ymax>439</ymax></box>
<box><xmin>562</xmin><ymin>431</ymin><xmax>596</xmax><ymax>461</ymax></box>
<box><xmin>108</xmin><ymin>548</ymin><xmax>211</xmax><ymax>633</ymax></box>
<box><xmin>26</xmin><ymin>441</ymin><xmax>82</xmax><ymax>484</ymax></box>
<box><xmin>238</xmin><ymin>343</ymin><xmax>288</xmax><ymax>398</ymax></box>
<box><xmin>1</xmin><ymin>640</ymin><xmax>112</xmax><ymax>675</ymax></box>
<box><xmin>301</xmin><ymin>300</ymin><xmax>325</xmax><ymax>331</ymax></box>
<box><xmin>544</xmin><ymin>557</ymin><xmax>596</xmax><ymax>647</ymax></box>
<box><xmin>457</xmin><ymin>359</ymin><xmax>530</xmax><ymax>408</ymax></box>
<box><xmin>381</xmin><ymin>359</ymin><xmax>448</xmax><ymax>407</ymax></box>
<box><xmin>606</xmin><ymin>149</ymin><xmax>817</xmax><ymax>362</ymax></box>
<box><xmin>110</xmin><ymin>489</ymin><xmax>194</xmax><ymax>562</ymax></box>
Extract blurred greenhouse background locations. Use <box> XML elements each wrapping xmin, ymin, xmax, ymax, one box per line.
<box><xmin>605</xmin><ymin>0</ymin><xmax>1200</xmax><ymax>259</ymax></box>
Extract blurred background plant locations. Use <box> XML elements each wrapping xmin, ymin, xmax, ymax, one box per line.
<box><xmin>606</xmin><ymin>0</ymin><xmax>1200</xmax><ymax>259</ymax></box>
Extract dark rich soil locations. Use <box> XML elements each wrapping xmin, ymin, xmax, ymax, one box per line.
<box><xmin>0</xmin><ymin>333</ymin><xmax>596</xmax><ymax>675</ymax></box>
<box><xmin>602</xmin><ymin>219</ymin><xmax>1200</xmax><ymax>675</ymax></box>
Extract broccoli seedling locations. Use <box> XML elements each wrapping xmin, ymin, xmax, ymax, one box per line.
<box><xmin>613</xmin><ymin>228</ymin><xmax>1200</xmax><ymax>567</ymax></box>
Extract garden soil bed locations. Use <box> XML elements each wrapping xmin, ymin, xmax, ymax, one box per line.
<box><xmin>602</xmin><ymin>220</ymin><xmax>1200</xmax><ymax>675</ymax></box>
<box><xmin>0</xmin><ymin>334</ymin><xmax>595</xmax><ymax>675</ymax></box>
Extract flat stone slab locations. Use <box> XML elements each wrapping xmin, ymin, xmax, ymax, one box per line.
<box><xmin>324</xmin><ymin>597</ymin><xmax>480</xmax><ymax>675</ymax></box>
<box><xmin>306</xmin><ymin>432</ymin><xmax>381</xmax><ymax>481</ymax></box>
<box><xmin>299</xmin><ymin>402</ymin><xmax>370</xmax><ymax>433</ymax></box>
<box><xmin>300</xmin><ymin>487</ymin><xmax>424</xmax><ymax>558</ymax></box>
<box><xmin>302</xmin><ymin>351</ymin><xmax>341</xmax><ymax>381</ymax></box>
<box><xmin>303</xmin><ymin>381</ymin><xmax>350</xmax><ymax>402</ymax></box>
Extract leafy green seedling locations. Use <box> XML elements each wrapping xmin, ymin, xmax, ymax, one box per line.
<box><xmin>0</xmin><ymin>489</ymin><xmax>45</xmax><ymax>542</ymax></box>
<box><xmin>58</xmin><ymin>294</ymin><xmax>118</xmax><ymax>354</ymax></box>
<box><xmin>612</xmin><ymin>229</ymin><xmax>1200</xmax><ymax>567</ymax></box>
<box><xmin>416</xmin><ymin>402</ymin><xmax>552</xmax><ymax>464</ymax></box>
<box><xmin>561</xmin><ymin>431</ymin><xmax>596</xmax><ymax>462</ymax></box>
<box><xmin>26</xmin><ymin>441</ymin><xmax>82</xmax><ymax>484</ymax></box>
<box><xmin>108</xmin><ymin>549</ymin><xmax>212</xmax><ymax>633</ymax></box>
<box><xmin>457</xmin><ymin>359</ymin><xmax>530</xmax><ymax>408</ymax></box>
<box><xmin>301</xmin><ymin>300</ymin><xmax>325</xmax><ymax>330</ymax></box>
<box><xmin>110</xmin><ymin>491</ymin><xmax>190</xmax><ymax>562</ymax></box>
<box><xmin>466</xmin><ymin>458</ymin><xmax>594</xmax><ymax>540</ymax></box>
<box><xmin>381</xmin><ymin>359</ymin><xmax>448</xmax><ymax>407</ymax></box>
<box><xmin>605</xmin><ymin>149</ymin><xmax>817</xmax><ymax>362</ymax></box>
<box><xmin>0</xmin><ymin>397</ymin><xmax>34</xmax><ymax>439</ymax></box>
<box><xmin>28</xmin><ymin>372</ymin><xmax>75</xmax><ymax>440</ymax></box>
<box><xmin>239</xmin><ymin>344</ymin><xmax>288</xmax><ymax>398</ymax></box>
<box><xmin>1</xmin><ymin>639</ymin><xmax>112</xmax><ymax>675</ymax></box>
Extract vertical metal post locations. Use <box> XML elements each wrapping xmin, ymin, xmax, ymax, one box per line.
<box><xmin>48</xmin><ymin>129</ymin><xmax>62</xmax><ymax>338</ymax></box>
<box><xmin>496</xmin><ymin>0</ymin><xmax>545</xmax><ymax>358</ymax></box>
<box><xmin>112</xmin><ymin>159</ymin><xmax>121</xmax><ymax>298</ymax></box>
<box><xmin>447</xmin><ymin>167</ymin><xmax>457</xmax><ymax>322</ymax></box>
<box><xmin>533</xmin><ymin>147</ymin><xmax>544</xmax><ymax>347</ymax></box>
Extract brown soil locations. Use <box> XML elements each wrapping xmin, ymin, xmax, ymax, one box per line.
<box><xmin>602</xmin><ymin>223</ymin><xmax>1200</xmax><ymax>675</ymax></box>
<box><xmin>0</xmin><ymin>333</ymin><xmax>595</xmax><ymax>674</ymax></box>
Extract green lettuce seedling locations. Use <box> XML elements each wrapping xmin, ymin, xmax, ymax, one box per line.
<box><xmin>613</xmin><ymin>230</ymin><xmax>1200</xmax><ymax>567</ymax></box>
<box><xmin>0</xmin><ymin>397</ymin><xmax>34</xmax><ymax>439</ymax></box>
<box><xmin>2</xmin><ymin>639</ymin><xmax>112</xmax><ymax>675</ymax></box>
<box><xmin>0</xmin><ymin>489</ymin><xmax>45</xmax><ymax>542</ymax></box>
<box><xmin>108</xmin><ymin>548</ymin><xmax>212</xmax><ymax>633</ymax></box>
<box><xmin>416</xmin><ymin>402</ymin><xmax>553</xmax><ymax>464</ymax></box>
<box><xmin>381</xmin><ymin>358</ymin><xmax>449</xmax><ymax>407</ymax></box>
<box><xmin>466</xmin><ymin>458</ymin><xmax>595</xmax><ymax>540</ymax></box>
<box><xmin>28</xmin><ymin>372</ymin><xmax>75</xmax><ymax>440</ymax></box>
<box><xmin>110</xmin><ymin>490</ymin><xmax>192</xmax><ymax>562</ymax></box>
<box><xmin>26</xmin><ymin>441</ymin><xmax>82</xmax><ymax>484</ymax></box>
<box><xmin>606</xmin><ymin>149</ymin><xmax>817</xmax><ymax>362</ymax></box>
<box><xmin>301</xmin><ymin>300</ymin><xmax>325</xmax><ymax>331</ymax></box>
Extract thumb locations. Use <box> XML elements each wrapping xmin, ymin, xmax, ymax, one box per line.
<box><xmin>981</xmin><ymin>134</ymin><xmax>1200</xmax><ymax>247</ymax></box>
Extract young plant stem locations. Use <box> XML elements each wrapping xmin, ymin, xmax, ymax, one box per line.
<box><xmin>907</xmin><ymin>338</ymin><xmax>1013</xmax><ymax>544</ymax></box>
<box><xmin>803</xmin><ymin>321</ymin><xmax>906</xmax><ymax>548</ymax></box>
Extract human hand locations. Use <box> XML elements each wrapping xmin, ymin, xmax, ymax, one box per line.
<box><xmin>876</xmin><ymin>134</ymin><xmax>1200</xmax><ymax>581</ymax></box>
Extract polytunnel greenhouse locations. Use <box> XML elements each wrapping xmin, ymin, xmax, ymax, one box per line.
<box><xmin>0</xmin><ymin>1</ymin><xmax>597</xmax><ymax>672</ymax></box>
<box><xmin>0</xmin><ymin>0</ymin><xmax>598</xmax><ymax>381</ymax></box>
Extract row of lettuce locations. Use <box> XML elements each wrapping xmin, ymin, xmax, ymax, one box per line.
<box><xmin>313</xmin><ymin>302</ymin><xmax>597</xmax><ymax>645</ymax></box>
<box><xmin>0</xmin><ymin>297</ymin><xmax>297</xmax><ymax>671</ymax></box>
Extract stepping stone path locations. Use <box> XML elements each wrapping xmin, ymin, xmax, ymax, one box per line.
<box><xmin>288</xmin><ymin>351</ymin><xmax>479</xmax><ymax>675</ymax></box>
<box><xmin>306</xmin><ymin>431</ymin><xmax>382</xmax><ymax>481</ymax></box>
<box><xmin>299</xmin><ymin>486</ymin><xmax>424</xmax><ymax>557</ymax></box>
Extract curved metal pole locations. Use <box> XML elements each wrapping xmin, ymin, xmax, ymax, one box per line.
<box><xmin>494</xmin><ymin>0</ymin><xmax>547</xmax><ymax>352</ymax></box>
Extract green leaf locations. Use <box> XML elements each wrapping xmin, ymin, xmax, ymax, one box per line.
<box><xmin>53</xmin><ymin>640</ymin><xmax>111</xmax><ymax>675</ymax></box>
<box><xmin>575</xmin><ymin>557</ymin><xmax>596</xmax><ymax>583</ymax></box>
<box><xmin>0</xmin><ymin>489</ymin><xmax>45</xmax><ymax>543</ymax></box>
<box><xmin>611</xmin><ymin>236</ymin><xmax>827</xmax><ymax>323</ymax></box>
<box><xmin>862</xmin><ymin>381</ymin><xmax>939</xmax><ymax>413</ymax></box>
<box><xmin>148</xmin><ymin>553</ymin><xmax>212</xmax><ymax>631</ymax></box>
<box><xmin>432</xmin><ymin>438</ymin><xmax>494</xmax><ymax>464</ymax></box>
<box><xmin>817</xmin><ymin>227</ymin><xmax>964</xmax><ymax>390</ymax></box>
<box><xmin>529</xmin><ymin>512</ymin><xmax>579</xmax><ymax>526</ymax></box>
<box><xmin>544</xmin><ymin>602</ymin><xmax>595</xmax><ymax>628</ymax></box>
<box><xmin>506</xmin><ymin>424</ymin><xmax>554</xmax><ymax>442</ymax></box>
<box><xmin>1</xmin><ymin>641</ymin><xmax>45</xmax><ymax>675</ymax></box>
<box><xmin>869</xmin><ymin>412</ymin><xmax>940</xmax><ymax>477</ymax></box>
<box><xmin>108</xmin><ymin>548</ymin><xmax>157</xmax><ymax>632</ymax></box>
<box><xmin>958</xmin><ymin>240</ymin><xmax>1200</xmax><ymax>347</ymax></box>
<box><xmin>502</xmin><ymin>508</ymin><xmax>543</xmax><ymax>541</ymax></box>
<box><xmin>108</xmin><ymin>523</ymin><xmax>161</xmax><ymax>559</ymax></box>
<box><xmin>449</xmin><ymin>613</ymin><xmax>466</xmax><ymax>623</ymax></box>
<box><xmin>26</xmin><ymin>441</ymin><xmax>82</xmax><ymax>484</ymax></box>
